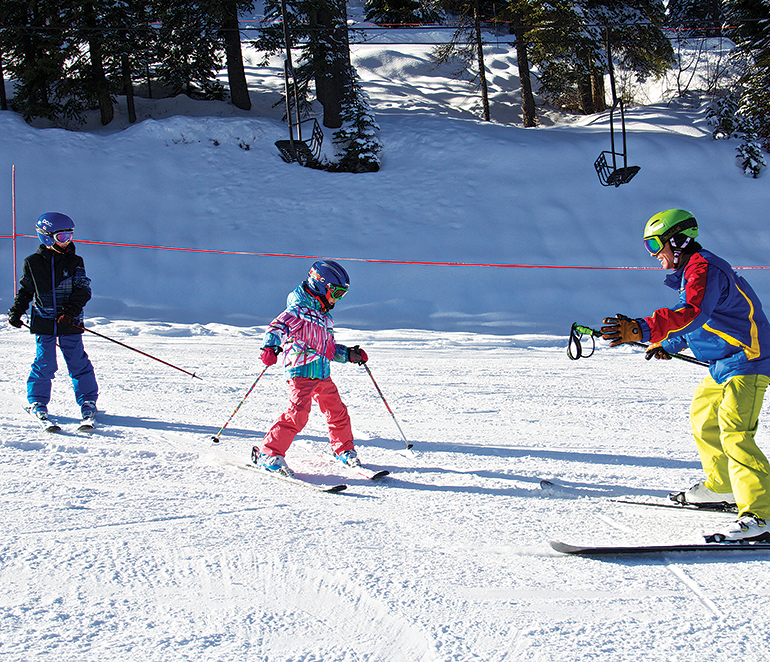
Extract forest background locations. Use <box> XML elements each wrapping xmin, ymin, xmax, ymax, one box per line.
<box><xmin>0</xmin><ymin>0</ymin><xmax>768</xmax><ymax>175</ymax></box>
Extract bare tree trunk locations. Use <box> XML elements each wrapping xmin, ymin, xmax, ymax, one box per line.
<box><xmin>221</xmin><ymin>0</ymin><xmax>251</xmax><ymax>110</ymax></box>
<box><xmin>473</xmin><ymin>0</ymin><xmax>490</xmax><ymax>121</ymax></box>
<box><xmin>577</xmin><ymin>74</ymin><xmax>593</xmax><ymax>114</ymax></box>
<box><xmin>83</xmin><ymin>2</ymin><xmax>113</xmax><ymax>125</ymax></box>
<box><xmin>0</xmin><ymin>53</ymin><xmax>7</xmax><ymax>111</ymax></box>
<box><xmin>512</xmin><ymin>13</ymin><xmax>537</xmax><ymax>127</ymax></box>
<box><xmin>311</xmin><ymin>0</ymin><xmax>351</xmax><ymax>128</ymax></box>
<box><xmin>591</xmin><ymin>71</ymin><xmax>606</xmax><ymax>113</ymax></box>
<box><xmin>122</xmin><ymin>51</ymin><xmax>136</xmax><ymax>123</ymax></box>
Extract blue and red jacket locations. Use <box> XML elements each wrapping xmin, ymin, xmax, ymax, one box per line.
<box><xmin>638</xmin><ymin>249</ymin><xmax>770</xmax><ymax>384</ymax></box>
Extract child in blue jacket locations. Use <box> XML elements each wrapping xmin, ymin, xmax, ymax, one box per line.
<box><xmin>8</xmin><ymin>213</ymin><xmax>98</xmax><ymax>424</ymax></box>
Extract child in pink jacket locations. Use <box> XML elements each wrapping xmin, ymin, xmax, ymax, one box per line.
<box><xmin>252</xmin><ymin>260</ymin><xmax>368</xmax><ymax>477</ymax></box>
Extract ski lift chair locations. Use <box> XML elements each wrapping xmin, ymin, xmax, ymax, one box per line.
<box><xmin>275</xmin><ymin>117</ymin><xmax>325</xmax><ymax>168</ymax></box>
<box><xmin>594</xmin><ymin>31</ymin><xmax>640</xmax><ymax>187</ymax></box>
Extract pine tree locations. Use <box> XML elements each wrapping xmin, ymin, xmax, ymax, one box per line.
<box><xmin>331</xmin><ymin>66</ymin><xmax>382</xmax><ymax>172</ymax></box>
<box><xmin>256</xmin><ymin>0</ymin><xmax>382</xmax><ymax>171</ymax></box>
<box><xmin>152</xmin><ymin>0</ymin><xmax>226</xmax><ymax>100</ymax></box>
<box><xmin>725</xmin><ymin>0</ymin><xmax>770</xmax><ymax>154</ymax></box>
<box><xmin>431</xmin><ymin>0</ymin><xmax>496</xmax><ymax>121</ymax></box>
<box><xmin>526</xmin><ymin>0</ymin><xmax>673</xmax><ymax>115</ymax></box>
<box><xmin>0</xmin><ymin>0</ymin><xmax>75</xmax><ymax>121</ymax></box>
<box><xmin>364</xmin><ymin>0</ymin><xmax>441</xmax><ymax>25</ymax></box>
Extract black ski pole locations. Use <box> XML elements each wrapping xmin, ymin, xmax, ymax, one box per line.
<box><xmin>568</xmin><ymin>322</ymin><xmax>709</xmax><ymax>367</ymax></box>
<box><xmin>211</xmin><ymin>365</ymin><xmax>270</xmax><ymax>443</ymax></box>
<box><xmin>361</xmin><ymin>363</ymin><xmax>413</xmax><ymax>451</ymax></box>
<box><xmin>75</xmin><ymin>323</ymin><xmax>202</xmax><ymax>379</ymax></box>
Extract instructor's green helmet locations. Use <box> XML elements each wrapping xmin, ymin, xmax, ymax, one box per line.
<box><xmin>643</xmin><ymin>209</ymin><xmax>698</xmax><ymax>255</ymax></box>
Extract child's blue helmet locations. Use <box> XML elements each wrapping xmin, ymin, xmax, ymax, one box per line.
<box><xmin>36</xmin><ymin>212</ymin><xmax>75</xmax><ymax>247</ymax></box>
<box><xmin>306</xmin><ymin>260</ymin><xmax>350</xmax><ymax>298</ymax></box>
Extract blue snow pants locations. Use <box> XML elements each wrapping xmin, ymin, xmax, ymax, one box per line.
<box><xmin>27</xmin><ymin>334</ymin><xmax>99</xmax><ymax>407</ymax></box>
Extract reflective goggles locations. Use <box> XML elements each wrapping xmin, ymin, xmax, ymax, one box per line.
<box><xmin>327</xmin><ymin>284</ymin><xmax>349</xmax><ymax>300</ymax></box>
<box><xmin>643</xmin><ymin>235</ymin><xmax>666</xmax><ymax>256</ymax></box>
<box><xmin>53</xmin><ymin>230</ymin><xmax>74</xmax><ymax>244</ymax></box>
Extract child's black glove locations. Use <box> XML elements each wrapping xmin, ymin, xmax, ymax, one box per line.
<box><xmin>7</xmin><ymin>310</ymin><xmax>22</xmax><ymax>328</ymax></box>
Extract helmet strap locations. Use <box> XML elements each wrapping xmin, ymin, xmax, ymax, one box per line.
<box><xmin>303</xmin><ymin>282</ymin><xmax>333</xmax><ymax>312</ymax></box>
<box><xmin>669</xmin><ymin>235</ymin><xmax>692</xmax><ymax>269</ymax></box>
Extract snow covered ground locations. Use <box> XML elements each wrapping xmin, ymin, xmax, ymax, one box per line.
<box><xmin>3</xmin><ymin>321</ymin><xmax>770</xmax><ymax>661</ymax></box>
<box><xmin>2</xmin><ymin>30</ymin><xmax>770</xmax><ymax>662</ymax></box>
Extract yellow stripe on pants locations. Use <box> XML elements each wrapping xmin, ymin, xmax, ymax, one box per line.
<box><xmin>690</xmin><ymin>374</ymin><xmax>770</xmax><ymax>518</ymax></box>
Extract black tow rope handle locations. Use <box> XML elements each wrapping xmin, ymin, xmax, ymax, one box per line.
<box><xmin>567</xmin><ymin>323</ymin><xmax>601</xmax><ymax>360</ymax></box>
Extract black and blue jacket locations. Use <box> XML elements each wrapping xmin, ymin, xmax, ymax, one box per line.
<box><xmin>10</xmin><ymin>243</ymin><xmax>91</xmax><ymax>336</ymax></box>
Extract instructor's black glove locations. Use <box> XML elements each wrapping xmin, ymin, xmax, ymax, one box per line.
<box><xmin>600</xmin><ymin>314</ymin><xmax>642</xmax><ymax>347</ymax></box>
<box><xmin>645</xmin><ymin>342</ymin><xmax>672</xmax><ymax>361</ymax></box>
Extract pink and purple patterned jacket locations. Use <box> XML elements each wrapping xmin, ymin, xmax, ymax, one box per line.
<box><xmin>262</xmin><ymin>284</ymin><xmax>349</xmax><ymax>379</ymax></box>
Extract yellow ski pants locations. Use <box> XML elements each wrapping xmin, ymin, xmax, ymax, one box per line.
<box><xmin>690</xmin><ymin>374</ymin><xmax>770</xmax><ymax>518</ymax></box>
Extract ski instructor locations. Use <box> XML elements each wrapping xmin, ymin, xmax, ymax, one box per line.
<box><xmin>600</xmin><ymin>209</ymin><xmax>770</xmax><ymax>544</ymax></box>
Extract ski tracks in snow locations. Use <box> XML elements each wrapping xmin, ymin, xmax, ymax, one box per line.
<box><xmin>595</xmin><ymin>512</ymin><xmax>726</xmax><ymax>619</ymax></box>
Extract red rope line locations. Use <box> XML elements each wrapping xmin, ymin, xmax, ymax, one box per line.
<box><xmin>4</xmin><ymin>234</ymin><xmax>770</xmax><ymax>270</ymax></box>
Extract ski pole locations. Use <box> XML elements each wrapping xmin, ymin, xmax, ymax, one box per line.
<box><xmin>75</xmin><ymin>323</ymin><xmax>203</xmax><ymax>379</ymax></box>
<box><xmin>568</xmin><ymin>322</ymin><xmax>709</xmax><ymax>367</ymax></box>
<box><xmin>211</xmin><ymin>365</ymin><xmax>270</xmax><ymax>443</ymax></box>
<box><xmin>361</xmin><ymin>362</ymin><xmax>413</xmax><ymax>450</ymax></box>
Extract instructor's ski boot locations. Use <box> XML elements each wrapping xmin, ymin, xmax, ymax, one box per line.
<box><xmin>669</xmin><ymin>481</ymin><xmax>735</xmax><ymax>509</ymax></box>
<box><xmin>704</xmin><ymin>514</ymin><xmax>770</xmax><ymax>543</ymax></box>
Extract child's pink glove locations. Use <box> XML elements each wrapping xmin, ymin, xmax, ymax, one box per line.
<box><xmin>261</xmin><ymin>346</ymin><xmax>281</xmax><ymax>366</ymax></box>
<box><xmin>348</xmin><ymin>345</ymin><xmax>368</xmax><ymax>365</ymax></box>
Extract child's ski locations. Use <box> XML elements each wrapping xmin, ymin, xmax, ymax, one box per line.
<box><xmin>540</xmin><ymin>479</ymin><xmax>737</xmax><ymax>513</ymax></box>
<box><xmin>24</xmin><ymin>406</ymin><xmax>61</xmax><ymax>433</ymax></box>
<box><xmin>238</xmin><ymin>462</ymin><xmax>347</xmax><ymax>493</ymax></box>
<box><xmin>338</xmin><ymin>462</ymin><xmax>390</xmax><ymax>481</ymax></box>
<box><xmin>78</xmin><ymin>413</ymin><xmax>97</xmax><ymax>432</ymax></box>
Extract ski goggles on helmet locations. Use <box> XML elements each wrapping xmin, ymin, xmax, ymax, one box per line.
<box><xmin>644</xmin><ymin>235</ymin><xmax>666</xmax><ymax>256</ymax></box>
<box><xmin>40</xmin><ymin>228</ymin><xmax>74</xmax><ymax>244</ymax></box>
<box><xmin>327</xmin><ymin>284</ymin><xmax>349</xmax><ymax>300</ymax></box>
<box><xmin>53</xmin><ymin>230</ymin><xmax>74</xmax><ymax>244</ymax></box>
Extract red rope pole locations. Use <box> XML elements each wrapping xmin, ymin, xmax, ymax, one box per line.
<box><xmin>12</xmin><ymin>165</ymin><xmax>17</xmax><ymax>298</ymax></box>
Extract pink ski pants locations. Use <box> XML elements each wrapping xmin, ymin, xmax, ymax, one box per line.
<box><xmin>261</xmin><ymin>377</ymin><xmax>354</xmax><ymax>457</ymax></box>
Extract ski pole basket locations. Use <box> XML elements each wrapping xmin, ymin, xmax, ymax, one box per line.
<box><xmin>594</xmin><ymin>30</ymin><xmax>639</xmax><ymax>188</ymax></box>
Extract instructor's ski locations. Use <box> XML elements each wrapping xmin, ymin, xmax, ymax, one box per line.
<box><xmin>550</xmin><ymin>539</ymin><xmax>770</xmax><ymax>556</ymax></box>
<box><xmin>238</xmin><ymin>462</ymin><xmax>347</xmax><ymax>493</ymax></box>
<box><xmin>540</xmin><ymin>480</ymin><xmax>738</xmax><ymax>513</ymax></box>
<box><xmin>608</xmin><ymin>498</ymin><xmax>737</xmax><ymax>513</ymax></box>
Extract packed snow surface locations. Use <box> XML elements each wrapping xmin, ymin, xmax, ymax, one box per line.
<box><xmin>2</xmin><ymin>32</ymin><xmax>770</xmax><ymax>662</ymax></box>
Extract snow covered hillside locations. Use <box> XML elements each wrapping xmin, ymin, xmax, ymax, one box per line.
<box><xmin>2</xmin><ymin>32</ymin><xmax>770</xmax><ymax>662</ymax></box>
<box><xmin>2</xmin><ymin>41</ymin><xmax>769</xmax><ymax>335</ymax></box>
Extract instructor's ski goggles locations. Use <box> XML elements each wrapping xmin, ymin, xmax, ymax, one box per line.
<box><xmin>326</xmin><ymin>284</ymin><xmax>349</xmax><ymax>300</ymax></box>
<box><xmin>643</xmin><ymin>235</ymin><xmax>666</xmax><ymax>256</ymax></box>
